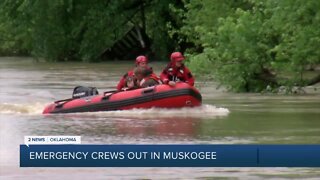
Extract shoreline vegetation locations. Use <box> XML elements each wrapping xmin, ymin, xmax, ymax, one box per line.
<box><xmin>1</xmin><ymin>0</ymin><xmax>319</xmax><ymax>93</ymax></box>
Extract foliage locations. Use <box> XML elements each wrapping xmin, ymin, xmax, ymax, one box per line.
<box><xmin>1</xmin><ymin>0</ymin><xmax>319</xmax><ymax>91</ymax></box>
<box><xmin>174</xmin><ymin>0</ymin><xmax>320</xmax><ymax>92</ymax></box>
<box><xmin>0</xmin><ymin>0</ymin><xmax>178</xmax><ymax>61</ymax></box>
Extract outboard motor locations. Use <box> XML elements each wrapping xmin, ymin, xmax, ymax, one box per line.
<box><xmin>72</xmin><ymin>86</ymin><xmax>99</xmax><ymax>99</ymax></box>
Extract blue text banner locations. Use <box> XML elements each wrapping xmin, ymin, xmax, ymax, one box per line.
<box><xmin>20</xmin><ymin>145</ymin><xmax>320</xmax><ymax>167</ymax></box>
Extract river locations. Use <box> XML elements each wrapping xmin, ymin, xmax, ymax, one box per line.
<box><xmin>1</xmin><ymin>57</ymin><xmax>320</xmax><ymax>179</ymax></box>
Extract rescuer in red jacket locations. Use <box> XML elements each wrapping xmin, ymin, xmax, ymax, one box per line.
<box><xmin>160</xmin><ymin>52</ymin><xmax>195</xmax><ymax>86</ymax></box>
<box><xmin>117</xmin><ymin>55</ymin><xmax>156</xmax><ymax>91</ymax></box>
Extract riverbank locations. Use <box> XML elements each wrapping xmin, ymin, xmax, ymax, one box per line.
<box><xmin>1</xmin><ymin>56</ymin><xmax>320</xmax><ymax>95</ymax></box>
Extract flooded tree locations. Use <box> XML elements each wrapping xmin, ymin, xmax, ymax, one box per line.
<box><xmin>0</xmin><ymin>0</ymin><xmax>319</xmax><ymax>92</ymax></box>
<box><xmin>173</xmin><ymin>0</ymin><xmax>320</xmax><ymax>92</ymax></box>
<box><xmin>0</xmin><ymin>0</ymin><xmax>178</xmax><ymax>61</ymax></box>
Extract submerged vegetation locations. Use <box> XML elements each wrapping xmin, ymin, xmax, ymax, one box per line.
<box><xmin>0</xmin><ymin>0</ymin><xmax>319</xmax><ymax>92</ymax></box>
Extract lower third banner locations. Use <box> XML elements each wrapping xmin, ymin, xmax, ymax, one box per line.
<box><xmin>20</xmin><ymin>145</ymin><xmax>320</xmax><ymax>167</ymax></box>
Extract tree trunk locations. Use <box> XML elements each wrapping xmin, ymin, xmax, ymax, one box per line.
<box><xmin>140</xmin><ymin>1</ymin><xmax>146</xmax><ymax>32</ymax></box>
<box><xmin>255</xmin><ymin>68</ymin><xmax>278</xmax><ymax>86</ymax></box>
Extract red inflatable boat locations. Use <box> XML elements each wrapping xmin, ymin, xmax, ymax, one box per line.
<box><xmin>43</xmin><ymin>83</ymin><xmax>202</xmax><ymax>114</ymax></box>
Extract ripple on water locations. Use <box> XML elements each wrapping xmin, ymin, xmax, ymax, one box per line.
<box><xmin>0</xmin><ymin>103</ymin><xmax>230</xmax><ymax>118</ymax></box>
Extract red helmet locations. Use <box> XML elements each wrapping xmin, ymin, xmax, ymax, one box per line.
<box><xmin>170</xmin><ymin>52</ymin><xmax>185</xmax><ymax>62</ymax></box>
<box><xmin>135</xmin><ymin>55</ymin><xmax>148</xmax><ymax>65</ymax></box>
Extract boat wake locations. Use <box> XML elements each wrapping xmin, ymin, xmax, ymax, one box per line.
<box><xmin>0</xmin><ymin>102</ymin><xmax>229</xmax><ymax>118</ymax></box>
<box><xmin>87</xmin><ymin>104</ymin><xmax>230</xmax><ymax>119</ymax></box>
<box><xmin>0</xmin><ymin>102</ymin><xmax>45</xmax><ymax>115</ymax></box>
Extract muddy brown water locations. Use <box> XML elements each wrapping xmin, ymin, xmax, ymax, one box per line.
<box><xmin>1</xmin><ymin>57</ymin><xmax>320</xmax><ymax>179</ymax></box>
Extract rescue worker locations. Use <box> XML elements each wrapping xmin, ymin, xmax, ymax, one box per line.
<box><xmin>116</xmin><ymin>55</ymin><xmax>151</xmax><ymax>91</ymax></box>
<box><xmin>160</xmin><ymin>52</ymin><xmax>195</xmax><ymax>86</ymax></box>
<box><xmin>134</xmin><ymin>66</ymin><xmax>160</xmax><ymax>88</ymax></box>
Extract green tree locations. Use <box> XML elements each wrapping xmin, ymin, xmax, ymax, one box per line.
<box><xmin>174</xmin><ymin>0</ymin><xmax>320</xmax><ymax>92</ymax></box>
<box><xmin>0</xmin><ymin>0</ymin><xmax>31</xmax><ymax>55</ymax></box>
<box><xmin>0</xmin><ymin>0</ymin><xmax>180</xmax><ymax>61</ymax></box>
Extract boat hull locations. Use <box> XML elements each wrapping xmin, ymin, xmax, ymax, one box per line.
<box><xmin>43</xmin><ymin>83</ymin><xmax>202</xmax><ymax>114</ymax></box>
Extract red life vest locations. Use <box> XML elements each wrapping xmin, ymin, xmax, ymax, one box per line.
<box><xmin>116</xmin><ymin>70</ymin><xmax>135</xmax><ymax>91</ymax></box>
<box><xmin>160</xmin><ymin>64</ymin><xmax>195</xmax><ymax>86</ymax></box>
